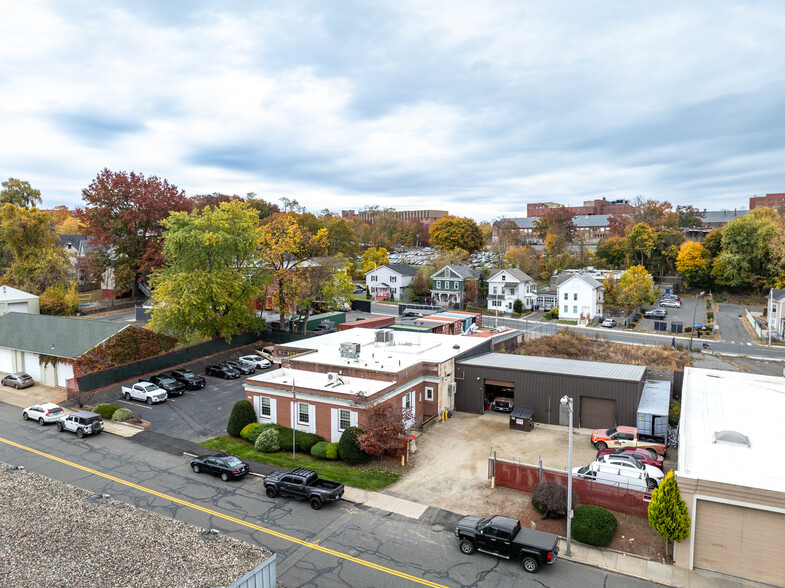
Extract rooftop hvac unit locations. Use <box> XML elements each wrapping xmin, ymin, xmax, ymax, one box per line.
<box><xmin>340</xmin><ymin>342</ymin><xmax>361</xmax><ymax>358</ymax></box>
<box><xmin>375</xmin><ymin>329</ymin><xmax>394</xmax><ymax>345</ymax></box>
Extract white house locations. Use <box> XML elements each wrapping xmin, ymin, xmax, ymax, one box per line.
<box><xmin>556</xmin><ymin>272</ymin><xmax>604</xmax><ymax>321</ymax></box>
<box><xmin>365</xmin><ymin>264</ymin><xmax>419</xmax><ymax>301</ymax></box>
<box><xmin>431</xmin><ymin>265</ymin><xmax>480</xmax><ymax>308</ymax></box>
<box><xmin>0</xmin><ymin>285</ymin><xmax>40</xmax><ymax>315</ymax></box>
<box><xmin>486</xmin><ymin>269</ymin><xmax>537</xmax><ymax>313</ymax></box>
<box><xmin>767</xmin><ymin>288</ymin><xmax>785</xmax><ymax>338</ymax></box>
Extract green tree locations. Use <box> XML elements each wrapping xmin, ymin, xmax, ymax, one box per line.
<box><xmin>625</xmin><ymin>223</ymin><xmax>656</xmax><ymax>265</ymax></box>
<box><xmin>39</xmin><ymin>283</ymin><xmax>80</xmax><ymax>315</ymax></box>
<box><xmin>148</xmin><ymin>201</ymin><xmax>267</xmax><ymax>342</ymax></box>
<box><xmin>595</xmin><ymin>236</ymin><xmax>627</xmax><ymax>269</ymax></box>
<box><xmin>428</xmin><ymin>216</ymin><xmax>484</xmax><ymax>253</ymax></box>
<box><xmin>408</xmin><ymin>272</ymin><xmax>430</xmax><ymax>302</ymax></box>
<box><xmin>325</xmin><ymin>217</ymin><xmax>359</xmax><ymax>257</ymax></box>
<box><xmin>0</xmin><ymin>178</ymin><xmax>42</xmax><ymax>208</ymax></box>
<box><xmin>617</xmin><ymin>265</ymin><xmax>657</xmax><ymax>308</ymax></box>
<box><xmin>227</xmin><ymin>400</ymin><xmax>257</xmax><ymax>436</ymax></box>
<box><xmin>318</xmin><ymin>266</ymin><xmax>354</xmax><ymax>311</ymax></box>
<box><xmin>676</xmin><ymin>205</ymin><xmax>704</xmax><ymax>228</ymax></box>
<box><xmin>513</xmin><ymin>299</ymin><xmax>523</xmax><ymax>314</ymax></box>
<box><xmin>676</xmin><ymin>241</ymin><xmax>711</xmax><ymax>287</ymax></box>
<box><xmin>602</xmin><ymin>275</ymin><xmax>618</xmax><ymax>306</ymax></box>
<box><xmin>702</xmin><ymin>229</ymin><xmax>723</xmax><ymax>259</ymax></box>
<box><xmin>361</xmin><ymin>247</ymin><xmax>389</xmax><ymax>274</ymax></box>
<box><xmin>647</xmin><ymin>470</ymin><xmax>690</xmax><ymax>560</ymax></box>
<box><xmin>651</xmin><ymin>229</ymin><xmax>684</xmax><ymax>277</ymax></box>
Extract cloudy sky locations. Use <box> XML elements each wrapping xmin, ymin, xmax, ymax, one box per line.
<box><xmin>1</xmin><ymin>1</ymin><xmax>783</xmax><ymax>220</ymax></box>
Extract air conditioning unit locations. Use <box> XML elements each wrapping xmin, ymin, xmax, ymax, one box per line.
<box><xmin>340</xmin><ymin>342</ymin><xmax>361</xmax><ymax>358</ymax></box>
<box><xmin>326</xmin><ymin>372</ymin><xmax>339</xmax><ymax>382</ymax></box>
<box><xmin>448</xmin><ymin>382</ymin><xmax>457</xmax><ymax>395</ymax></box>
<box><xmin>375</xmin><ymin>329</ymin><xmax>394</xmax><ymax>345</ymax></box>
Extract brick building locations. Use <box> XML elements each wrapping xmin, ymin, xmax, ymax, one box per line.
<box><xmin>749</xmin><ymin>193</ymin><xmax>785</xmax><ymax>210</ymax></box>
<box><xmin>526</xmin><ymin>198</ymin><xmax>632</xmax><ymax>218</ymax></box>
<box><xmin>341</xmin><ymin>209</ymin><xmax>448</xmax><ymax>225</ymax></box>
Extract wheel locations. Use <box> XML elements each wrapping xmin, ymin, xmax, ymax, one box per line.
<box><xmin>459</xmin><ymin>539</ymin><xmax>475</xmax><ymax>555</ymax></box>
<box><xmin>124</xmin><ymin>392</ymin><xmax>131</xmax><ymax>401</ymax></box>
<box><xmin>56</xmin><ymin>422</ymin><xmax>63</xmax><ymax>432</ymax></box>
<box><xmin>14</xmin><ymin>383</ymin><xmax>19</xmax><ymax>389</ymax></box>
<box><xmin>1</xmin><ymin>380</ymin><xmax>5</xmax><ymax>386</ymax></box>
<box><xmin>266</xmin><ymin>486</ymin><xmax>277</xmax><ymax>498</ymax></box>
<box><xmin>221</xmin><ymin>473</ymin><xmax>229</xmax><ymax>482</ymax></box>
<box><xmin>22</xmin><ymin>412</ymin><xmax>29</xmax><ymax>421</ymax></box>
<box><xmin>76</xmin><ymin>428</ymin><xmax>84</xmax><ymax>439</ymax></box>
<box><xmin>310</xmin><ymin>497</ymin><xmax>322</xmax><ymax>510</ymax></box>
<box><xmin>522</xmin><ymin>556</ymin><xmax>539</xmax><ymax>573</ymax></box>
<box><xmin>38</xmin><ymin>418</ymin><xmax>45</xmax><ymax>426</ymax></box>
<box><xmin>146</xmin><ymin>397</ymin><xmax>153</xmax><ymax>405</ymax></box>
<box><xmin>192</xmin><ymin>464</ymin><xmax>200</xmax><ymax>473</ymax></box>
<box><xmin>647</xmin><ymin>478</ymin><xmax>658</xmax><ymax>490</ymax></box>
<box><xmin>595</xmin><ymin>442</ymin><xmax>607</xmax><ymax>451</ymax></box>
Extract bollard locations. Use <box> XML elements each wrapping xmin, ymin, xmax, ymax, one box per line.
<box><xmin>401</xmin><ymin>455</ymin><xmax>405</xmax><ymax>467</ymax></box>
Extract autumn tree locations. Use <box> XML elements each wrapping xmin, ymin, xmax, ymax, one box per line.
<box><xmin>625</xmin><ymin>223</ymin><xmax>656</xmax><ymax>265</ymax></box>
<box><xmin>505</xmin><ymin>245</ymin><xmax>541</xmax><ymax>277</ymax></box>
<box><xmin>0</xmin><ymin>178</ymin><xmax>42</xmax><ymax>208</ymax></box>
<box><xmin>352</xmin><ymin>391</ymin><xmax>413</xmax><ymax>458</ymax></box>
<box><xmin>676</xmin><ymin>241</ymin><xmax>712</xmax><ymax>288</ymax></box>
<box><xmin>361</xmin><ymin>247</ymin><xmax>389</xmax><ymax>274</ymax></box>
<box><xmin>533</xmin><ymin>208</ymin><xmax>576</xmax><ymax>243</ymax></box>
<box><xmin>325</xmin><ymin>217</ymin><xmax>359</xmax><ymax>257</ymax></box>
<box><xmin>650</xmin><ymin>229</ymin><xmax>684</xmax><ymax>277</ymax></box>
<box><xmin>408</xmin><ymin>272</ymin><xmax>430</xmax><ymax>302</ymax></box>
<box><xmin>617</xmin><ymin>265</ymin><xmax>657</xmax><ymax>308</ymax></box>
<box><xmin>493</xmin><ymin>218</ymin><xmax>522</xmax><ymax>256</ymax></box>
<box><xmin>464</xmin><ymin>279</ymin><xmax>479</xmax><ymax>305</ymax></box>
<box><xmin>676</xmin><ymin>205</ymin><xmax>704</xmax><ymax>228</ymax></box>
<box><xmin>478</xmin><ymin>221</ymin><xmax>494</xmax><ymax>246</ymax></box>
<box><xmin>648</xmin><ymin>471</ymin><xmax>690</xmax><ymax>560</ymax></box>
<box><xmin>595</xmin><ymin>236</ymin><xmax>627</xmax><ymax>269</ymax></box>
<box><xmin>429</xmin><ymin>216</ymin><xmax>484</xmax><ymax>253</ymax></box>
<box><xmin>602</xmin><ymin>275</ymin><xmax>619</xmax><ymax>306</ymax></box>
<box><xmin>315</xmin><ymin>265</ymin><xmax>355</xmax><ymax>312</ymax></box>
<box><xmin>606</xmin><ymin>214</ymin><xmax>632</xmax><ymax>238</ymax></box>
<box><xmin>75</xmin><ymin>169</ymin><xmax>192</xmax><ymax>297</ymax></box>
<box><xmin>630</xmin><ymin>196</ymin><xmax>677</xmax><ymax>228</ymax></box>
<box><xmin>148</xmin><ymin>201</ymin><xmax>267</xmax><ymax>342</ymax></box>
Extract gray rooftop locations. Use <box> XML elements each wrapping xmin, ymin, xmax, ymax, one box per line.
<box><xmin>458</xmin><ymin>353</ymin><xmax>646</xmax><ymax>382</ymax></box>
<box><xmin>0</xmin><ymin>313</ymin><xmax>128</xmax><ymax>359</ymax></box>
<box><xmin>368</xmin><ymin>263</ymin><xmax>420</xmax><ymax>277</ymax></box>
<box><xmin>638</xmin><ymin>380</ymin><xmax>671</xmax><ymax>416</ymax></box>
<box><xmin>435</xmin><ymin>264</ymin><xmax>481</xmax><ymax>280</ymax></box>
<box><xmin>701</xmin><ymin>209</ymin><xmax>748</xmax><ymax>224</ymax></box>
<box><xmin>488</xmin><ymin>268</ymin><xmax>535</xmax><ymax>283</ymax></box>
<box><xmin>510</xmin><ymin>214</ymin><xmax>611</xmax><ymax>229</ymax></box>
<box><xmin>770</xmin><ymin>288</ymin><xmax>785</xmax><ymax>302</ymax></box>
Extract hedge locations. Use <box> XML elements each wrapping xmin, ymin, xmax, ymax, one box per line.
<box><xmin>325</xmin><ymin>442</ymin><xmax>339</xmax><ymax>460</ymax></box>
<box><xmin>310</xmin><ymin>441</ymin><xmax>328</xmax><ymax>459</ymax></box>
<box><xmin>227</xmin><ymin>400</ymin><xmax>256</xmax><ymax>436</ymax></box>
<box><xmin>338</xmin><ymin>426</ymin><xmax>371</xmax><ymax>464</ymax></box>
<box><xmin>572</xmin><ymin>505</ymin><xmax>618</xmax><ymax>547</ymax></box>
<box><xmin>111</xmin><ymin>407</ymin><xmax>133</xmax><ymax>422</ymax></box>
<box><xmin>94</xmin><ymin>403</ymin><xmax>121</xmax><ymax>420</ymax></box>
<box><xmin>255</xmin><ymin>428</ymin><xmax>280</xmax><ymax>453</ymax></box>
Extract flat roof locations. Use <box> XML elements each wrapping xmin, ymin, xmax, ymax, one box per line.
<box><xmin>276</xmin><ymin>328</ymin><xmax>487</xmax><ymax>374</ymax></box>
<box><xmin>676</xmin><ymin>367</ymin><xmax>785</xmax><ymax>493</ymax></box>
<box><xmin>246</xmin><ymin>367</ymin><xmax>390</xmax><ymax>397</ymax></box>
<box><xmin>638</xmin><ymin>380</ymin><xmax>671</xmax><ymax>416</ymax></box>
<box><xmin>458</xmin><ymin>353</ymin><xmax>646</xmax><ymax>382</ymax></box>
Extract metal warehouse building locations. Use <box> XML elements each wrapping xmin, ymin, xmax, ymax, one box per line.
<box><xmin>455</xmin><ymin>353</ymin><xmax>647</xmax><ymax>429</ymax></box>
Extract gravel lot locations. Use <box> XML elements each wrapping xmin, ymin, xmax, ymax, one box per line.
<box><xmin>0</xmin><ymin>462</ymin><xmax>271</xmax><ymax>588</ymax></box>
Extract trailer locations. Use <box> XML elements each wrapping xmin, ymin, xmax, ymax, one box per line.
<box><xmin>636</xmin><ymin>380</ymin><xmax>671</xmax><ymax>443</ymax></box>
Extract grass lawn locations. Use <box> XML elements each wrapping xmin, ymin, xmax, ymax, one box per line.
<box><xmin>201</xmin><ymin>436</ymin><xmax>401</xmax><ymax>492</ymax></box>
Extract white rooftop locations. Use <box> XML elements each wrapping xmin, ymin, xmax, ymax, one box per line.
<box><xmin>246</xmin><ymin>367</ymin><xmax>390</xmax><ymax>397</ymax></box>
<box><xmin>677</xmin><ymin>367</ymin><xmax>785</xmax><ymax>493</ymax></box>
<box><xmin>0</xmin><ymin>285</ymin><xmax>38</xmax><ymax>301</ymax></box>
<box><xmin>276</xmin><ymin>328</ymin><xmax>487</xmax><ymax>373</ymax></box>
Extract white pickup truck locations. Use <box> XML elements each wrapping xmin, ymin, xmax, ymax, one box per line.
<box><xmin>121</xmin><ymin>382</ymin><xmax>167</xmax><ymax>405</ymax></box>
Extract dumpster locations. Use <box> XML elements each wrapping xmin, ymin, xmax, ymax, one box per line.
<box><xmin>509</xmin><ymin>406</ymin><xmax>534</xmax><ymax>432</ymax></box>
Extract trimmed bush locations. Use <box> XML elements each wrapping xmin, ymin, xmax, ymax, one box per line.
<box><xmin>338</xmin><ymin>426</ymin><xmax>371</xmax><ymax>464</ymax></box>
<box><xmin>240</xmin><ymin>422</ymin><xmax>263</xmax><ymax>442</ymax></box>
<box><xmin>227</xmin><ymin>400</ymin><xmax>256</xmax><ymax>436</ymax></box>
<box><xmin>297</xmin><ymin>431</ymin><xmax>324</xmax><ymax>453</ymax></box>
<box><xmin>310</xmin><ymin>441</ymin><xmax>329</xmax><ymax>458</ymax></box>
<box><xmin>111</xmin><ymin>407</ymin><xmax>133</xmax><ymax>422</ymax></box>
<box><xmin>255</xmin><ymin>428</ymin><xmax>280</xmax><ymax>453</ymax></box>
<box><xmin>94</xmin><ymin>403</ymin><xmax>120</xmax><ymax>420</ymax></box>
<box><xmin>325</xmin><ymin>442</ymin><xmax>339</xmax><ymax>460</ymax></box>
<box><xmin>572</xmin><ymin>505</ymin><xmax>618</xmax><ymax>547</ymax></box>
<box><xmin>531</xmin><ymin>480</ymin><xmax>577</xmax><ymax>519</ymax></box>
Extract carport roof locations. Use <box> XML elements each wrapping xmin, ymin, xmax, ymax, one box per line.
<box><xmin>0</xmin><ymin>313</ymin><xmax>128</xmax><ymax>359</ymax></box>
<box><xmin>458</xmin><ymin>353</ymin><xmax>646</xmax><ymax>382</ymax></box>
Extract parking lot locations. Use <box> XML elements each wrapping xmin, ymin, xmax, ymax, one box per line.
<box><xmin>635</xmin><ymin>295</ymin><xmax>707</xmax><ymax>335</ymax></box>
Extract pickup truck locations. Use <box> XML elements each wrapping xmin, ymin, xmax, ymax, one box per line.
<box><xmin>455</xmin><ymin>515</ymin><xmax>559</xmax><ymax>573</ymax></box>
<box><xmin>591</xmin><ymin>425</ymin><xmax>667</xmax><ymax>456</ymax></box>
<box><xmin>121</xmin><ymin>382</ymin><xmax>167</xmax><ymax>405</ymax></box>
<box><xmin>264</xmin><ymin>467</ymin><xmax>344</xmax><ymax>510</ymax></box>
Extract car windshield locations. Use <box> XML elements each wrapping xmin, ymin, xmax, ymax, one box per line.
<box><xmin>49</xmin><ymin>407</ymin><xmax>63</xmax><ymax>414</ymax></box>
<box><xmin>605</xmin><ymin>428</ymin><xmax>617</xmax><ymax>436</ymax></box>
<box><xmin>627</xmin><ymin>459</ymin><xmax>644</xmax><ymax>470</ymax></box>
<box><xmin>159</xmin><ymin>377</ymin><xmax>175</xmax><ymax>384</ymax></box>
<box><xmin>180</xmin><ymin>371</ymin><xmax>197</xmax><ymax>378</ymax></box>
<box><xmin>141</xmin><ymin>384</ymin><xmax>158</xmax><ymax>392</ymax></box>
<box><xmin>577</xmin><ymin>465</ymin><xmax>592</xmax><ymax>475</ymax></box>
<box><xmin>477</xmin><ymin>517</ymin><xmax>493</xmax><ymax>530</ymax></box>
<box><xmin>646</xmin><ymin>449</ymin><xmax>658</xmax><ymax>459</ymax></box>
<box><xmin>224</xmin><ymin>457</ymin><xmax>243</xmax><ymax>467</ymax></box>
<box><xmin>20</xmin><ymin>374</ymin><xmax>31</xmax><ymax>379</ymax></box>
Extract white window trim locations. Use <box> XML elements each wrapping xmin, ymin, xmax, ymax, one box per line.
<box><xmin>260</xmin><ymin>397</ymin><xmax>271</xmax><ymax>418</ymax></box>
<box><xmin>425</xmin><ymin>387</ymin><xmax>434</xmax><ymax>401</ymax></box>
<box><xmin>338</xmin><ymin>408</ymin><xmax>351</xmax><ymax>431</ymax></box>
<box><xmin>297</xmin><ymin>402</ymin><xmax>310</xmax><ymax>425</ymax></box>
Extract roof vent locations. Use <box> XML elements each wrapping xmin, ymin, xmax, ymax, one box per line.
<box><xmin>713</xmin><ymin>430</ymin><xmax>750</xmax><ymax>447</ymax></box>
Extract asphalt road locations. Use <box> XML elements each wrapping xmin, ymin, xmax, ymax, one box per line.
<box><xmin>0</xmin><ymin>402</ymin><xmax>656</xmax><ymax>588</ymax></box>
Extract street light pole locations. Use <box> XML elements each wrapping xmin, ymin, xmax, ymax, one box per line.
<box><xmin>688</xmin><ymin>291</ymin><xmax>705</xmax><ymax>351</ymax></box>
<box><xmin>560</xmin><ymin>395</ymin><xmax>574</xmax><ymax>556</ymax></box>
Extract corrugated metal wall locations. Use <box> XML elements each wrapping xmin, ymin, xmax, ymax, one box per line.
<box><xmin>455</xmin><ymin>359</ymin><xmax>646</xmax><ymax>427</ymax></box>
<box><xmin>229</xmin><ymin>553</ymin><xmax>277</xmax><ymax>588</ymax></box>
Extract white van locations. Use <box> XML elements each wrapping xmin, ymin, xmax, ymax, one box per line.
<box><xmin>572</xmin><ymin>461</ymin><xmax>654</xmax><ymax>491</ymax></box>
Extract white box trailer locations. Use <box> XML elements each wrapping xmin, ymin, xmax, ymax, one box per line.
<box><xmin>636</xmin><ymin>379</ymin><xmax>671</xmax><ymax>442</ymax></box>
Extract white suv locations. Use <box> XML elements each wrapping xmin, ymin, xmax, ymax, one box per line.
<box><xmin>57</xmin><ymin>411</ymin><xmax>104</xmax><ymax>438</ymax></box>
<box><xmin>22</xmin><ymin>403</ymin><xmax>64</xmax><ymax>425</ymax></box>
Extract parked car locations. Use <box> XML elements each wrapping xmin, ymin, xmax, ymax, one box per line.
<box><xmin>591</xmin><ymin>425</ymin><xmax>667</xmax><ymax>455</ymax></box>
<box><xmin>572</xmin><ymin>460</ymin><xmax>654</xmax><ymax>491</ymax></box>
<box><xmin>223</xmin><ymin>360</ymin><xmax>255</xmax><ymax>375</ymax></box>
<box><xmin>169</xmin><ymin>368</ymin><xmax>206</xmax><ymax>390</ymax></box>
<box><xmin>660</xmin><ymin>299</ymin><xmax>681</xmax><ymax>308</ymax></box>
<box><xmin>596</xmin><ymin>446</ymin><xmax>665</xmax><ymax>470</ymax></box>
<box><xmin>57</xmin><ymin>411</ymin><xmax>104</xmax><ymax>438</ymax></box>
<box><xmin>597</xmin><ymin>454</ymin><xmax>664</xmax><ymax>486</ymax></box>
<box><xmin>205</xmin><ymin>364</ymin><xmax>240</xmax><ymax>379</ymax></box>
<box><xmin>141</xmin><ymin>374</ymin><xmax>186</xmax><ymax>396</ymax></box>
<box><xmin>1</xmin><ymin>372</ymin><xmax>34</xmax><ymax>389</ymax></box>
<box><xmin>644</xmin><ymin>309</ymin><xmax>667</xmax><ymax>319</ymax></box>
<box><xmin>22</xmin><ymin>402</ymin><xmax>64</xmax><ymax>425</ymax></box>
<box><xmin>122</xmin><ymin>382</ymin><xmax>168</xmax><ymax>405</ymax></box>
<box><xmin>190</xmin><ymin>453</ymin><xmax>249</xmax><ymax>481</ymax></box>
<box><xmin>264</xmin><ymin>467</ymin><xmax>345</xmax><ymax>510</ymax></box>
<box><xmin>601</xmin><ymin>318</ymin><xmax>617</xmax><ymax>328</ymax></box>
<box><xmin>490</xmin><ymin>397</ymin><xmax>514</xmax><ymax>412</ymax></box>
<box><xmin>238</xmin><ymin>355</ymin><xmax>272</xmax><ymax>370</ymax></box>
<box><xmin>455</xmin><ymin>515</ymin><xmax>559</xmax><ymax>573</ymax></box>
<box><xmin>662</xmin><ymin>294</ymin><xmax>680</xmax><ymax>301</ymax></box>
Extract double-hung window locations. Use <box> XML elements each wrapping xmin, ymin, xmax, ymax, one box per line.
<box><xmin>298</xmin><ymin>402</ymin><xmax>309</xmax><ymax>424</ymax></box>
<box><xmin>260</xmin><ymin>397</ymin><xmax>271</xmax><ymax>417</ymax></box>
<box><xmin>425</xmin><ymin>387</ymin><xmax>434</xmax><ymax>401</ymax></box>
<box><xmin>339</xmin><ymin>409</ymin><xmax>351</xmax><ymax>431</ymax></box>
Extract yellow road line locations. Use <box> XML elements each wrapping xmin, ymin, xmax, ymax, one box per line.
<box><xmin>117</xmin><ymin>399</ymin><xmax>153</xmax><ymax>410</ymax></box>
<box><xmin>0</xmin><ymin>437</ymin><xmax>446</xmax><ymax>588</ymax></box>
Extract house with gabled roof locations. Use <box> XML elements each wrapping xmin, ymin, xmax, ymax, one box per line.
<box><xmin>486</xmin><ymin>268</ymin><xmax>537</xmax><ymax>313</ymax></box>
<box><xmin>365</xmin><ymin>264</ymin><xmax>420</xmax><ymax>302</ymax></box>
<box><xmin>430</xmin><ymin>264</ymin><xmax>480</xmax><ymax>308</ymax></box>
<box><xmin>0</xmin><ymin>285</ymin><xmax>40</xmax><ymax>316</ymax></box>
<box><xmin>767</xmin><ymin>288</ymin><xmax>785</xmax><ymax>339</ymax></box>
<box><xmin>556</xmin><ymin>271</ymin><xmax>604</xmax><ymax>321</ymax></box>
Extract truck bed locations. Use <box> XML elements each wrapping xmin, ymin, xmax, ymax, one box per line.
<box><xmin>311</xmin><ymin>479</ymin><xmax>342</xmax><ymax>491</ymax></box>
<box><xmin>513</xmin><ymin>527</ymin><xmax>559</xmax><ymax>551</ymax></box>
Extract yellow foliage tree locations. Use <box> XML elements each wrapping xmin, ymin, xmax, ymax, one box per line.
<box><xmin>675</xmin><ymin>241</ymin><xmax>711</xmax><ymax>287</ymax></box>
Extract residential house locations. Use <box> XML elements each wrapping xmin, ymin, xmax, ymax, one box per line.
<box><xmin>0</xmin><ymin>285</ymin><xmax>40</xmax><ymax>315</ymax></box>
<box><xmin>767</xmin><ymin>288</ymin><xmax>785</xmax><ymax>338</ymax></box>
<box><xmin>430</xmin><ymin>265</ymin><xmax>480</xmax><ymax>308</ymax></box>
<box><xmin>245</xmin><ymin>329</ymin><xmax>490</xmax><ymax>443</ymax></box>
<box><xmin>556</xmin><ymin>272</ymin><xmax>604</xmax><ymax>321</ymax></box>
<box><xmin>486</xmin><ymin>269</ymin><xmax>537</xmax><ymax>313</ymax></box>
<box><xmin>365</xmin><ymin>264</ymin><xmax>419</xmax><ymax>302</ymax></box>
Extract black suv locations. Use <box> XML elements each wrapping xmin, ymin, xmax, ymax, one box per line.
<box><xmin>141</xmin><ymin>374</ymin><xmax>186</xmax><ymax>396</ymax></box>
<box><xmin>170</xmin><ymin>369</ymin><xmax>206</xmax><ymax>390</ymax></box>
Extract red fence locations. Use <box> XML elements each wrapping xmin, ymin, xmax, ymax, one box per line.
<box><xmin>491</xmin><ymin>457</ymin><xmax>651</xmax><ymax>518</ymax></box>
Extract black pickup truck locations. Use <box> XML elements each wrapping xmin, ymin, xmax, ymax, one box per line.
<box><xmin>455</xmin><ymin>515</ymin><xmax>559</xmax><ymax>573</ymax></box>
<box><xmin>264</xmin><ymin>468</ymin><xmax>344</xmax><ymax>510</ymax></box>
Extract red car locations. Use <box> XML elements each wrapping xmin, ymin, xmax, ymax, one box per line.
<box><xmin>595</xmin><ymin>446</ymin><xmax>665</xmax><ymax>470</ymax></box>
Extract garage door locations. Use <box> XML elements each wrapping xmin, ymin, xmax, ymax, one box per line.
<box><xmin>579</xmin><ymin>397</ymin><xmax>616</xmax><ymax>429</ymax></box>
<box><xmin>7</xmin><ymin>302</ymin><xmax>28</xmax><ymax>313</ymax></box>
<box><xmin>694</xmin><ymin>500</ymin><xmax>785</xmax><ymax>585</ymax></box>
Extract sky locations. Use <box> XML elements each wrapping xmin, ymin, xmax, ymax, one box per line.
<box><xmin>1</xmin><ymin>1</ymin><xmax>783</xmax><ymax>221</ymax></box>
